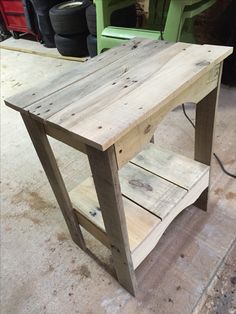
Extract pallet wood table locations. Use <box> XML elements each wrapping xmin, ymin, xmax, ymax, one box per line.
<box><xmin>5</xmin><ymin>38</ymin><xmax>232</xmax><ymax>296</ymax></box>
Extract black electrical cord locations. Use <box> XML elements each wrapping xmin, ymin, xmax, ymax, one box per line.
<box><xmin>182</xmin><ymin>103</ymin><xmax>236</xmax><ymax>179</ymax></box>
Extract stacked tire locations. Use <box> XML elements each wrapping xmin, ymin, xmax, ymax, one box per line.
<box><xmin>86</xmin><ymin>3</ymin><xmax>137</xmax><ymax>58</ymax></box>
<box><xmin>50</xmin><ymin>0</ymin><xmax>90</xmax><ymax>57</ymax></box>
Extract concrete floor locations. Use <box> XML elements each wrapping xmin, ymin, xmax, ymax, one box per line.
<box><xmin>1</xmin><ymin>41</ymin><xmax>236</xmax><ymax>314</ymax></box>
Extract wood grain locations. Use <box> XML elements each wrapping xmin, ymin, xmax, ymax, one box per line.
<box><xmin>21</xmin><ymin>113</ymin><xmax>86</xmax><ymax>250</ymax></box>
<box><xmin>87</xmin><ymin>145</ymin><xmax>137</xmax><ymax>295</ymax></box>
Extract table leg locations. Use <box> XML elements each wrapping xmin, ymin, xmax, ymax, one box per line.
<box><xmin>87</xmin><ymin>145</ymin><xmax>137</xmax><ymax>296</ymax></box>
<box><xmin>21</xmin><ymin>113</ymin><xmax>86</xmax><ymax>250</ymax></box>
<box><xmin>194</xmin><ymin>76</ymin><xmax>221</xmax><ymax>210</ymax></box>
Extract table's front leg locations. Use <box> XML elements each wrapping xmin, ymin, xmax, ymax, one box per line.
<box><xmin>21</xmin><ymin>113</ymin><xmax>86</xmax><ymax>250</ymax></box>
<box><xmin>87</xmin><ymin>145</ymin><xmax>137</xmax><ymax>296</ymax></box>
<box><xmin>194</xmin><ymin>64</ymin><xmax>222</xmax><ymax>210</ymax></box>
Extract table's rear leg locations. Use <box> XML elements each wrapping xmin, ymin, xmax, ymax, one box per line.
<box><xmin>21</xmin><ymin>113</ymin><xmax>86</xmax><ymax>250</ymax></box>
<box><xmin>194</xmin><ymin>69</ymin><xmax>222</xmax><ymax>210</ymax></box>
<box><xmin>87</xmin><ymin>145</ymin><xmax>137</xmax><ymax>296</ymax></box>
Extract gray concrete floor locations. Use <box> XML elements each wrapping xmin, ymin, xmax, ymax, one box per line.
<box><xmin>1</xmin><ymin>42</ymin><xmax>236</xmax><ymax>314</ymax></box>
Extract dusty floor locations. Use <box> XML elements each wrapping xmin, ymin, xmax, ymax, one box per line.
<box><xmin>1</xmin><ymin>40</ymin><xmax>236</xmax><ymax>314</ymax></box>
<box><xmin>199</xmin><ymin>244</ymin><xmax>236</xmax><ymax>314</ymax></box>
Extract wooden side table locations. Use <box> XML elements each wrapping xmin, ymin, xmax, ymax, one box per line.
<box><xmin>5</xmin><ymin>39</ymin><xmax>232</xmax><ymax>296</ymax></box>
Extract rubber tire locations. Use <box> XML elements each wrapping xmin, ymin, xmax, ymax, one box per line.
<box><xmin>86</xmin><ymin>3</ymin><xmax>137</xmax><ymax>36</ymax></box>
<box><xmin>29</xmin><ymin>0</ymin><xmax>65</xmax><ymax>48</ymax></box>
<box><xmin>55</xmin><ymin>33</ymin><xmax>89</xmax><ymax>57</ymax></box>
<box><xmin>87</xmin><ymin>34</ymin><xmax>97</xmax><ymax>57</ymax></box>
<box><xmin>11</xmin><ymin>31</ymin><xmax>20</xmax><ymax>39</ymax></box>
<box><xmin>111</xmin><ymin>4</ymin><xmax>137</xmax><ymax>28</ymax></box>
<box><xmin>86</xmin><ymin>4</ymin><xmax>96</xmax><ymax>36</ymax></box>
<box><xmin>0</xmin><ymin>16</ymin><xmax>10</xmax><ymax>42</ymax></box>
<box><xmin>50</xmin><ymin>1</ymin><xmax>90</xmax><ymax>35</ymax></box>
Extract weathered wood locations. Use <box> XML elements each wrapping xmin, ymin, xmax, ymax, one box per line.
<box><xmin>86</xmin><ymin>145</ymin><xmax>137</xmax><ymax>295</ymax></box>
<box><xmin>132</xmin><ymin>169</ymin><xmax>210</xmax><ymax>269</ymax></box>
<box><xmin>45</xmin><ymin>124</ymin><xmax>87</xmax><ymax>154</ymax></box>
<box><xmin>21</xmin><ymin>113</ymin><xmax>86</xmax><ymax>250</ymax></box>
<box><xmin>26</xmin><ymin>40</ymin><xmax>175</xmax><ymax>121</ymax></box>
<box><xmin>131</xmin><ymin>144</ymin><xmax>209</xmax><ymax>190</ymax></box>
<box><xmin>70</xmin><ymin>176</ymin><xmax>160</xmax><ymax>251</ymax></box>
<box><xmin>55</xmin><ymin>44</ymin><xmax>231</xmax><ymax>151</ymax></box>
<box><xmin>70</xmin><ymin>145</ymin><xmax>209</xmax><ymax>269</ymax></box>
<box><xmin>115</xmin><ymin>63</ymin><xmax>221</xmax><ymax>168</ymax></box>
<box><xmin>194</xmin><ymin>63</ymin><xmax>223</xmax><ymax>210</ymax></box>
<box><xmin>120</xmin><ymin>162</ymin><xmax>186</xmax><ymax>219</ymax></box>
<box><xmin>5</xmin><ymin>38</ymin><xmax>166</xmax><ymax>112</ymax></box>
<box><xmin>5</xmin><ymin>41</ymin><xmax>232</xmax><ymax>152</ymax></box>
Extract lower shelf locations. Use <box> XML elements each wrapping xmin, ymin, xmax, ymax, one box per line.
<box><xmin>69</xmin><ymin>144</ymin><xmax>209</xmax><ymax>269</ymax></box>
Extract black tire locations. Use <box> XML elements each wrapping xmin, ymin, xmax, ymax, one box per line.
<box><xmin>0</xmin><ymin>16</ymin><xmax>10</xmax><ymax>42</ymax></box>
<box><xmin>86</xmin><ymin>4</ymin><xmax>96</xmax><ymax>36</ymax></box>
<box><xmin>111</xmin><ymin>4</ymin><xmax>137</xmax><ymax>28</ymax></box>
<box><xmin>50</xmin><ymin>1</ymin><xmax>90</xmax><ymax>35</ymax></box>
<box><xmin>11</xmin><ymin>31</ymin><xmax>20</xmax><ymax>39</ymax></box>
<box><xmin>55</xmin><ymin>33</ymin><xmax>89</xmax><ymax>57</ymax></box>
<box><xmin>87</xmin><ymin>34</ymin><xmax>97</xmax><ymax>57</ymax></box>
<box><xmin>86</xmin><ymin>3</ymin><xmax>137</xmax><ymax>37</ymax></box>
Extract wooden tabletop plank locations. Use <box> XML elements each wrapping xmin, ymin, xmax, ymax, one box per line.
<box><xmin>5</xmin><ymin>39</ymin><xmax>232</xmax><ymax>150</ymax></box>
<box><xmin>25</xmin><ymin>40</ymin><xmax>176</xmax><ymax>120</ymax></box>
<box><xmin>5</xmin><ymin>38</ymin><xmax>152</xmax><ymax>111</ymax></box>
<box><xmin>54</xmin><ymin>43</ymin><xmax>231</xmax><ymax>150</ymax></box>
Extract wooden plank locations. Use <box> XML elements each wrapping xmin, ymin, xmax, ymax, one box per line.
<box><xmin>21</xmin><ymin>113</ymin><xmax>86</xmax><ymax>250</ymax></box>
<box><xmin>54</xmin><ymin>44</ymin><xmax>232</xmax><ymax>151</ymax></box>
<box><xmin>119</xmin><ymin>162</ymin><xmax>187</xmax><ymax>220</ymax></box>
<box><xmin>0</xmin><ymin>44</ymin><xmax>87</xmax><ymax>62</ymax></box>
<box><xmin>86</xmin><ymin>145</ymin><xmax>137</xmax><ymax>296</ymax></box>
<box><xmin>45</xmin><ymin>124</ymin><xmax>87</xmax><ymax>154</ymax></box>
<box><xmin>131</xmin><ymin>144</ymin><xmax>209</xmax><ymax>190</ymax></box>
<box><xmin>48</xmin><ymin>42</ymin><xmax>189</xmax><ymax>130</ymax></box>
<box><xmin>194</xmin><ymin>63</ymin><xmax>223</xmax><ymax>210</ymax></box>
<box><xmin>28</xmin><ymin>40</ymin><xmax>176</xmax><ymax>121</ymax></box>
<box><xmin>75</xmin><ymin>210</ymin><xmax>110</xmax><ymax>248</ymax></box>
<box><xmin>115</xmin><ymin>63</ymin><xmax>221</xmax><ymax>168</ymax></box>
<box><xmin>132</xmin><ymin>169</ymin><xmax>210</xmax><ymax>269</ymax></box>
<box><xmin>69</xmin><ymin>177</ymin><xmax>160</xmax><ymax>251</ymax></box>
<box><xmin>4</xmin><ymin>38</ymin><xmax>160</xmax><ymax>111</ymax></box>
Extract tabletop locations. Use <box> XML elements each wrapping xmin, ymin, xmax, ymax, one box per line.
<box><xmin>5</xmin><ymin>38</ymin><xmax>232</xmax><ymax>151</ymax></box>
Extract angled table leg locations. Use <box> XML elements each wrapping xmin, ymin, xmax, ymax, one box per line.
<box><xmin>87</xmin><ymin>145</ymin><xmax>137</xmax><ymax>296</ymax></box>
<box><xmin>21</xmin><ymin>113</ymin><xmax>86</xmax><ymax>250</ymax></box>
<box><xmin>194</xmin><ymin>66</ymin><xmax>222</xmax><ymax>210</ymax></box>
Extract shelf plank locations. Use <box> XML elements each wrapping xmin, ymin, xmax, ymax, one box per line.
<box><xmin>131</xmin><ymin>169</ymin><xmax>210</xmax><ymax>269</ymax></box>
<box><xmin>131</xmin><ymin>144</ymin><xmax>209</xmax><ymax>190</ymax></box>
<box><xmin>69</xmin><ymin>177</ymin><xmax>160</xmax><ymax>252</ymax></box>
<box><xmin>69</xmin><ymin>145</ymin><xmax>210</xmax><ymax>269</ymax></box>
<box><xmin>119</xmin><ymin>162</ymin><xmax>187</xmax><ymax>220</ymax></box>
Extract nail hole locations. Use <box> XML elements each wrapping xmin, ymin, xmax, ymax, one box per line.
<box><xmin>45</xmin><ymin>109</ymin><xmax>50</xmax><ymax>113</ymax></box>
<box><xmin>49</xmin><ymin>103</ymin><xmax>53</xmax><ymax>106</ymax></box>
<box><xmin>98</xmin><ymin>126</ymin><xmax>102</xmax><ymax>129</ymax></box>
<box><xmin>183</xmin><ymin>48</ymin><xmax>186</xmax><ymax>51</ymax></box>
<box><xmin>132</xmin><ymin>80</ymin><xmax>138</xmax><ymax>83</ymax></box>
<box><xmin>37</xmin><ymin>113</ymin><xmax>40</xmax><ymax>116</ymax></box>
<box><xmin>139</xmin><ymin>107</ymin><xmax>143</xmax><ymax>110</ymax></box>
<box><xmin>208</xmin><ymin>50</ymin><xmax>211</xmax><ymax>52</ymax></box>
<box><xmin>124</xmin><ymin>85</ymin><xmax>128</xmax><ymax>88</ymax></box>
<box><xmin>112</xmin><ymin>82</ymin><xmax>116</xmax><ymax>85</ymax></box>
<box><xmin>126</xmin><ymin>77</ymin><xmax>130</xmax><ymax>80</ymax></box>
<box><xmin>32</xmin><ymin>93</ymin><xmax>36</xmax><ymax>96</ymax></box>
<box><xmin>36</xmin><ymin>105</ymin><xmax>41</xmax><ymax>109</ymax></box>
<box><xmin>119</xmin><ymin>149</ymin><xmax>123</xmax><ymax>154</ymax></box>
<box><xmin>71</xmin><ymin>113</ymin><xmax>75</xmax><ymax>116</ymax></box>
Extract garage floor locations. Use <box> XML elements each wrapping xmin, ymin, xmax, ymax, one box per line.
<box><xmin>1</xmin><ymin>41</ymin><xmax>236</xmax><ymax>314</ymax></box>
